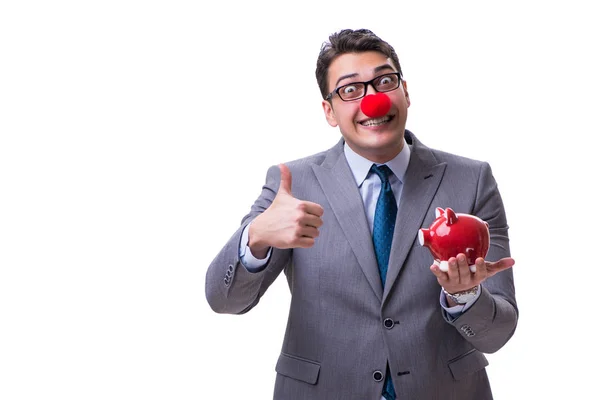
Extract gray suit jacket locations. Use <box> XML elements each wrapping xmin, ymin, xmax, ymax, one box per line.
<box><xmin>206</xmin><ymin>130</ymin><xmax>518</xmax><ymax>400</ymax></box>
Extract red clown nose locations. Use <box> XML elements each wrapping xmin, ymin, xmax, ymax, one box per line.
<box><xmin>360</xmin><ymin>93</ymin><xmax>392</xmax><ymax>118</ymax></box>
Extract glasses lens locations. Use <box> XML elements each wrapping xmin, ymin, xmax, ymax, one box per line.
<box><xmin>374</xmin><ymin>73</ymin><xmax>400</xmax><ymax>92</ymax></box>
<box><xmin>338</xmin><ymin>83</ymin><xmax>366</xmax><ymax>101</ymax></box>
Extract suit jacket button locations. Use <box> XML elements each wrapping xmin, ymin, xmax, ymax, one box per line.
<box><xmin>383</xmin><ymin>318</ymin><xmax>394</xmax><ymax>329</ymax></box>
<box><xmin>373</xmin><ymin>371</ymin><xmax>384</xmax><ymax>382</ymax></box>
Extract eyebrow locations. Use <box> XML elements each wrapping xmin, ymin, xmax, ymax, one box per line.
<box><xmin>334</xmin><ymin>64</ymin><xmax>396</xmax><ymax>87</ymax></box>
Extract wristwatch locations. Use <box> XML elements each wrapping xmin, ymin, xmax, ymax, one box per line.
<box><xmin>443</xmin><ymin>285</ymin><xmax>480</xmax><ymax>304</ymax></box>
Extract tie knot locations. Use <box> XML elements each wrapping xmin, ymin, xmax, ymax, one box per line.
<box><xmin>370</xmin><ymin>164</ymin><xmax>393</xmax><ymax>183</ymax></box>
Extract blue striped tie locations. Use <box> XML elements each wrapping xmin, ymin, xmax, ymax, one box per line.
<box><xmin>371</xmin><ymin>164</ymin><xmax>397</xmax><ymax>400</ymax></box>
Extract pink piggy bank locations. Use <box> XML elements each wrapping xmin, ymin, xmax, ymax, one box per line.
<box><xmin>418</xmin><ymin>207</ymin><xmax>490</xmax><ymax>273</ymax></box>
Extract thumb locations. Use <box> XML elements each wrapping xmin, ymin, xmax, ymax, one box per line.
<box><xmin>277</xmin><ymin>163</ymin><xmax>292</xmax><ymax>195</ymax></box>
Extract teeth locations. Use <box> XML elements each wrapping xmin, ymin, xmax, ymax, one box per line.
<box><xmin>360</xmin><ymin>116</ymin><xmax>391</xmax><ymax>126</ymax></box>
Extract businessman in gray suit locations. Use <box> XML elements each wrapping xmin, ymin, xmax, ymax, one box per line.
<box><xmin>206</xmin><ymin>29</ymin><xmax>518</xmax><ymax>399</ymax></box>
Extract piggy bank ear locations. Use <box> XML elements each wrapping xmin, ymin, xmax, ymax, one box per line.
<box><xmin>435</xmin><ymin>207</ymin><xmax>445</xmax><ymax>218</ymax></box>
<box><xmin>445</xmin><ymin>208</ymin><xmax>458</xmax><ymax>225</ymax></box>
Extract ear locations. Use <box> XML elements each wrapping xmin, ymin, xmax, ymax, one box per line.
<box><xmin>402</xmin><ymin>80</ymin><xmax>411</xmax><ymax>107</ymax></box>
<box><xmin>322</xmin><ymin>100</ymin><xmax>338</xmax><ymax>127</ymax></box>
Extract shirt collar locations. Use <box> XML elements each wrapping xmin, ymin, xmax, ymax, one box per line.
<box><xmin>343</xmin><ymin>139</ymin><xmax>411</xmax><ymax>187</ymax></box>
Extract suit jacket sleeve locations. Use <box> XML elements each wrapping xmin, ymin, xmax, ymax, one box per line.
<box><xmin>205</xmin><ymin>165</ymin><xmax>292</xmax><ymax>315</ymax></box>
<box><xmin>444</xmin><ymin>161</ymin><xmax>518</xmax><ymax>353</ymax></box>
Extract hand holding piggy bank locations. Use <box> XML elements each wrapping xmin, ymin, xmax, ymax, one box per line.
<box><xmin>418</xmin><ymin>207</ymin><xmax>490</xmax><ymax>273</ymax></box>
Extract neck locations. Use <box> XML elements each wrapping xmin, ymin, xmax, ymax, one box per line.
<box><xmin>359</xmin><ymin>141</ymin><xmax>404</xmax><ymax>164</ymax></box>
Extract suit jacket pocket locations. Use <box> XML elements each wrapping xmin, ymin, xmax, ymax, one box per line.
<box><xmin>275</xmin><ymin>352</ymin><xmax>321</xmax><ymax>385</ymax></box>
<box><xmin>448</xmin><ymin>349</ymin><xmax>489</xmax><ymax>381</ymax></box>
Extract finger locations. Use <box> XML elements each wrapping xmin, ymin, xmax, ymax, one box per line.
<box><xmin>497</xmin><ymin>257</ymin><xmax>516</xmax><ymax>269</ymax></box>
<box><xmin>430</xmin><ymin>264</ymin><xmax>449</xmax><ymax>283</ymax></box>
<box><xmin>301</xmin><ymin>214</ymin><xmax>324</xmax><ymax>229</ymax></box>
<box><xmin>456</xmin><ymin>254</ymin><xmax>472</xmax><ymax>283</ymax></box>
<box><xmin>473</xmin><ymin>257</ymin><xmax>487</xmax><ymax>281</ymax></box>
<box><xmin>298</xmin><ymin>226</ymin><xmax>320</xmax><ymax>239</ymax></box>
<box><xmin>301</xmin><ymin>201</ymin><xmax>325</xmax><ymax>217</ymax></box>
<box><xmin>296</xmin><ymin>237</ymin><xmax>316</xmax><ymax>248</ymax></box>
<box><xmin>446</xmin><ymin>257</ymin><xmax>460</xmax><ymax>283</ymax></box>
<box><xmin>278</xmin><ymin>163</ymin><xmax>293</xmax><ymax>195</ymax></box>
<box><xmin>485</xmin><ymin>257</ymin><xmax>515</xmax><ymax>277</ymax></box>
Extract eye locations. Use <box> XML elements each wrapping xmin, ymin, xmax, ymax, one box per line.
<box><xmin>376</xmin><ymin>74</ymin><xmax>398</xmax><ymax>90</ymax></box>
<box><xmin>339</xmin><ymin>84</ymin><xmax>364</xmax><ymax>100</ymax></box>
<box><xmin>342</xmin><ymin>85</ymin><xmax>358</xmax><ymax>94</ymax></box>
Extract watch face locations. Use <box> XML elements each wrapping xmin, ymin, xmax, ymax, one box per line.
<box><xmin>448</xmin><ymin>286</ymin><xmax>479</xmax><ymax>304</ymax></box>
<box><xmin>454</xmin><ymin>293</ymin><xmax>475</xmax><ymax>304</ymax></box>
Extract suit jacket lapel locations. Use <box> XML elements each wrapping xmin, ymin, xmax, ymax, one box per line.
<box><xmin>383</xmin><ymin>133</ymin><xmax>447</xmax><ymax>302</ymax></box>
<box><xmin>312</xmin><ymin>140</ymin><xmax>384</xmax><ymax>302</ymax></box>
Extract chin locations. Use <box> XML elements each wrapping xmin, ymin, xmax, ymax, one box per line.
<box><xmin>366</xmin><ymin>131</ymin><xmax>402</xmax><ymax>145</ymax></box>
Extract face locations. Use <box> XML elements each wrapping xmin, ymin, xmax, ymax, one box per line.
<box><xmin>322</xmin><ymin>51</ymin><xmax>410</xmax><ymax>163</ymax></box>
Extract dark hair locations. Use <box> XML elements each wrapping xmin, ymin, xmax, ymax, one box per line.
<box><xmin>316</xmin><ymin>29</ymin><xmax>403</xmax><ymax>100</ymax></box>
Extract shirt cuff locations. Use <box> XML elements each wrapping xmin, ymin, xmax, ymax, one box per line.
<box><xmin>239</xmin><ymin>223</ymin><xmax>272</xmax><ymax>272</ymax></box>
<box><xmin>439</xmin><ymin>285</ymin><xmax>481</xmax><ymax>320</ymax></box>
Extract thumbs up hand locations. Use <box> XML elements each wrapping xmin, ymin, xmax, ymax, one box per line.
<box><xmin>249</xmin><ymin>164</ymin><xmax>324</xmax><ymax>257</ymax></box>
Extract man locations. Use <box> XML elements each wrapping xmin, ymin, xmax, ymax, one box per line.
<box><xmin>205</xmin><ymin>28</ymin><xmax>518</xmax><ymax>400</ymax></box>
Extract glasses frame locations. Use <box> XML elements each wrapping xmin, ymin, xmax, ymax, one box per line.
<box><xmin>325</xmin><ymin>72</ymin><xmax>402</xmax><ymax>102</ymax></box>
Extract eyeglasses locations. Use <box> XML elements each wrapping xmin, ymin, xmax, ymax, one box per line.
<box><xmin>325</xmin><ymin>72</ymin><xmax>402</xmax><ymax>102</ymax></box>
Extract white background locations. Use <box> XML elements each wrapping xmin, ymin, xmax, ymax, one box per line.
<box><xmin>1</xmin><ymin>0</ymin><xmax>598</xmax><ymax>399</ymax></box>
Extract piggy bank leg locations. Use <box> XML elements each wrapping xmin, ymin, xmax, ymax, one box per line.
<box><xmin>465</xmin><ymin>249</ymin><xmax>478</xmax><ymax>273</ymax></box>
<box><xmin>436</xmin><ymin>260</ymin><xmax>477</xmax><ymax>273</ymax></box>
<box><xmin>436</xmin><ymin>260</ymin><xmax>448</xmax><ymax>272</ymax></box>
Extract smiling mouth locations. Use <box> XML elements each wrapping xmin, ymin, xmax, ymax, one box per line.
<box><xmin>359</xmin><ymin>115</ymin><xmax>394</xmax><ymax>127</ymax></box>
